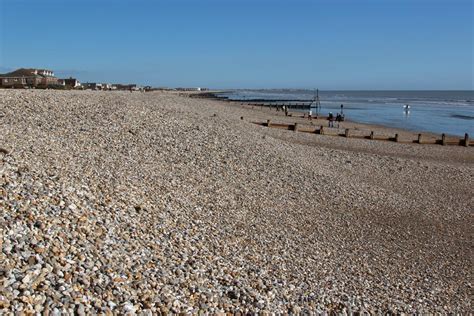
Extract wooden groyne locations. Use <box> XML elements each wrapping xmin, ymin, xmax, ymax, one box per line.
<box><xmin>191</xmin><ymin>92</ymin><xmax>315</xmax><ymax>109</ymax></box>
<box><xmin>234</xmin><ymin>100</ymin><xmax>315</xmax><ymax>109</ymax></box>
<box><xmin>254</xmin><ymin>120</ymin><xmax>472</xmax><ymax>147</ymax></box>
<box><xmin>244</xmin><ymin>101</ymin><xmax>314</xmax><ymax>109</ymax></box>
<box><xmin>189</xmin><ymin>92</ymin><xmax>224</xmax><ymax>100</ymax></box>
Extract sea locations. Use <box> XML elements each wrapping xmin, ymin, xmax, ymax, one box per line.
<box><xmin>218</xmin><ymin>90</ymin><xmax>474</xmax><ymax>137</ymax></box>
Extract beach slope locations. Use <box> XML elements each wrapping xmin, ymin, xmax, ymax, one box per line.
<box><xmin>1</xmin><ymin>90</ymin><xmax>472</xmax><ymax>313</ymax></box>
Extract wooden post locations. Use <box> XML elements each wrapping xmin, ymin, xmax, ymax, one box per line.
<box><xmin>464</xmin><ymin>133</ymin><xmax>469</xmax><ymax>147</ymax></box>
<box><xmin>395</xmin><ymin>133</ymin><xmax>399</xmax><ymax>142</ymax></box>
<box><xmin>370</xmin><ymin>131</ymin><xmax>374</xmax><ymax>140</ymax></box>
<box><xmin>417</xmin><ymin>133</ymin><xmax>422</xmax><ymax>144</ymax></box>
<box><xmin>320</xmin><ymin>126</ymin><xmax>324</xmax><ymax>135</ymax></box>
<box><xmin>345</xmin><ymin>129</ymin><xmax>350</xmax><ymax>137</ymax></box>
<box><xmin>267</xmin><ymin>119</ymin><xmax>271</xmax><ymax>127</ymax></box>
<box><xmin>441</xmin><ymin>133</ymin><xmax>446</xmax><ymax>146</ymax></box>
<box><xmin>293</xmin><ymin>123</ymin><xmax>298</xmax><ymax>132</ymax></box>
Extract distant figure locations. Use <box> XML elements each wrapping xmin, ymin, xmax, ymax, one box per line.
<box><xmin>336</xmin><ymin>113</ymin><xmax>343</xmax><ymax>127</ymax></box>
<box><xmin>340</xmin><ymin>104</ymin><xmax>344</xmax><ymax>115</ymax></box>
<box><xmin>308</xmin><ymin>109</ymin><xmax>313</xmax><ymax>120</ymax></box>
<box><xmin>404</xmin><ymin>104</ymin><xmax>410</xmax><ymax>117</ymax></box>
<box><xmin>328</xmin><ymin>112</ymin><xmax>334</xmax><ymax>127</ymax></box>
<box><xmin>284</xmin><ymin>105</ymin><xmax>288</xmax><ymax>116</ymax></box>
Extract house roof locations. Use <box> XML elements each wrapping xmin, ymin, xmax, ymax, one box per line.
<box><xmin>0</xmin><ymin>68</ymin><xmax>54</xmax><ymax>78</ymax></box>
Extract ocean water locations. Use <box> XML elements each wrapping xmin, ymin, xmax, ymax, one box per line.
<box><xmin>219</xmin><ymin>90</ymin><xmax>474</xmax><ymax>137</ymax></box>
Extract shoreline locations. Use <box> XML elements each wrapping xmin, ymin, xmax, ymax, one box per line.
<box><xmin>199</xmin><ymin>94</ymin><xmax>469</xmax><ymax>144</ymax></box>
<box><xmin>194</xmin><ymin>93</ymin><xmax>473</xmax><ymax>165</ymax></box>
<box><xmin>201</xmin><ymin>91</ymin><xmax>472</xmax><ymax>139</ymax></box>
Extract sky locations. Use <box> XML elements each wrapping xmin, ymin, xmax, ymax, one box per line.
<box><xmin>0</xmin><ymin>0</ymin><xmax>472</xmax><ymax>89</ymax></box>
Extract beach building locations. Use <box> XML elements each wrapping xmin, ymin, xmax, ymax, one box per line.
<box><xmin>63</xmin><ymin>77</ymin><xmax>81</xmax><ymax>89</ymax></box>
<box><xmin>0</xmin><ymin>68</ymin><xmax>59</xmax><ymax>88</ymax></box>
<box><xmin>102</xmin><ymin>83</ymin><xmax>112</xmax><ymax>90</ymax></box>
<box><xmin>82</xmin><ymin>82</ymin><xmax>103</xmax><ymax>90</ymax></box>
<box><xmin>176</xmin><ymin>87</ymin><xmax>204</xmax><ymax>91</ymax></box>
<box><xmin>0</xmin><ymin>77</ymin><xmax>27</xmax><ymax>88</ymax></box>
<box><xmin>113</xmin><ymin>84</ymin><xmax>139</xmax><ymax>91</ymax></box>
<box><xmin>81</xmin><ymin>82</ymin><xmax>115</xmax><ymax>90</ymax></box>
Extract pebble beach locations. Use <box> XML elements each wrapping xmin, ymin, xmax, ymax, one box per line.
<box><xmin>1</xmin><ymin>90</ymin><xmax>473</xmax><ymax>314</ymax></box>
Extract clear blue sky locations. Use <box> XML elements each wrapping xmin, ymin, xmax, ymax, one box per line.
<box><xmin>0</xmin><ymin>0</ymin><xmax>472</xmax><ymax>89</ymax></box>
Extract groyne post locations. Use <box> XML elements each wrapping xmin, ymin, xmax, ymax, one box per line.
<box><xmin>370</xmin><ymin>131</ymin><xmax>374</xmax><ymax>140</ymax></box>
<box><xmin>441</xmin><ymin>133</ymin><xmax>446</xmax><ymax>146</ymax></box>
<box><xmin>293</xmin><ymin>123</ymin><xmax>298</xmax><ymax>132</ymax></box>
<box><xmin>464</xmin><ymin>133</ymin><xmax>469</xmax><ymax>147</ymax></box>
<box><xmin>395</xmin><ymin>133</ymin><xmax>399</xmax><ymax>142</ymax></box>
<box><xmin>267</xmin><ymin>119</ymin><xmax>271</xmax><ymax>127</ymax></box>
<box><xmin>320</xmin><ymin>126</ymin><xmax>324</xmax><ymax>135</ymax></box>
<box><xmin>417</xmin><ymin>134</ymin><xmax>422</xmax><ymax>144</ymax></box>
<box><xmin>345</xmin><ymin>129</ymin><xmax>350</xmax><ymax>138</ymax></box>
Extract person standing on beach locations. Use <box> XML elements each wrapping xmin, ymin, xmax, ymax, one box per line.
<box><xmin>328</xmin><ymin>112</ymin><xmax>334</xmax><ymax>127</ymax></box>
<box><xmin>336</xmin><ymin>113</ymin><xmax>342</xmax><ymax>128</ymax></box>
<box><xmin>340</xmin><ymin>104</ymin><xmax>344</xmax><ymax>115</ymax></box>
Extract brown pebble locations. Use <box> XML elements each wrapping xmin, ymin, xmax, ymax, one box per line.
<box><xmin>28</xmin><ymin>255</ymin><xmax>37</xmax><ymax>265</ymax></box>
<box><xmin>34</xmin><ymin>246</ymin><xmax>46</xmax><ymax>254</ymax></box>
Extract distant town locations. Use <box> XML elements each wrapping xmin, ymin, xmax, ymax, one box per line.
<box><xmin>0</xmin><ymin>68</ymin><xmax>207</xmax><ymax>92</ymax></box>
